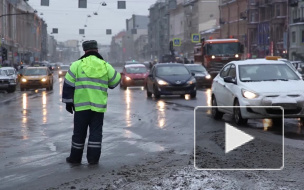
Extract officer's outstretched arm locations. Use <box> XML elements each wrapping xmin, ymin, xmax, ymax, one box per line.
<box><xmin>62</xmin><ymin>65</ymin><xmax>76</xmax><ymax>103</ymax></box>
<box><xmin>107</xmin><ymin>63</ymin><xmax>121</xmax><ymax>89</ymax></box>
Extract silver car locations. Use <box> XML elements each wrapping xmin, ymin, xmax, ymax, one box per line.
<box><xmin>0</xmin><ymin>69</ymin><xmax>17</xmax><ymax>93</ymax></box>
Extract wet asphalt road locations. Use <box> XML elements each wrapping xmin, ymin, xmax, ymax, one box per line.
<box><xmin>1</xmin><ymin>70</ymin><xmax>304</xmax><ymax>189</ymax></box>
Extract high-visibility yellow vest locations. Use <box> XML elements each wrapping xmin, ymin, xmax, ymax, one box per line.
<box><xmin>64</xmin><ymin>55</ymin><xmax>121</xmax><ymax>112</ymax></box>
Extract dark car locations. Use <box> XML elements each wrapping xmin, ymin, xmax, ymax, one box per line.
<box><xmin>185</xmin><ymin>64</ymin><xmax>212</xmax><ymax>87</ymax></box>
<box><xmin>146</xmin><ymin>63</ymin><xmax>196</xmax><ymax>98</ymax></box>
<box><xmin>58</xmin><ymin>65</ymin><xmax>70</xmax><ymax>78</ymax></box>
<box><xmin>120</xmin><ymin>64</ymin><xmax>148</xmax><ymax>89</ymax></box>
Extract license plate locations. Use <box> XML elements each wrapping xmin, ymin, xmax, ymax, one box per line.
<box><xmin>221</xmin><ymin>57</ymin><xmax>228</xmax><ymax>60</ymax></box>
<box><xmin>172</xmin><ymin>91</ymin><xmax>185</xmax><ymax>94</ymax></box>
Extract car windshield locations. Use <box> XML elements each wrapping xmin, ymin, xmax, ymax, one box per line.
<box><xmin>60</xmin><ymin>66</ymin><xmax>70</xmax><ymax>70</ymax></box>
<box><xmin>207</xmin><ymin>42</ymin><xmax>239</xmax><ymax>55</ymax></box>
<box><xmin>186</xmin><ymin>65</ymin><xmax>207</xmax><ymax>73</ymax></box>
<box><xmin>239</xmin><ymin>64</ymin><xmax>300</xmax><ymax>82</ymax></box>
<box><xmin>125</xmin><ymin>61</ymin><xmax>140</xmax><ymax>65</ymax></box>
<box><xmin>156</xmin><ymin>66</ymin><xmax>189</xmax><ymax>76</ymax></box>
<box><xmin>126</xmin><ymin>67</ymin><xmax>147</xmax><ymax>74</ymax></box>
<box><xmin>24</xmin><ymin>68</ymin><xmax>47</xmax><ymax>76</ymax></box>
<box><xmin>4</xmin><ymin>69</ymin><xmax>15</xmax><ymax>75</ymax></box>
<box><xmin>0</xmin><ymin>70</ymin><xmax>7</xmax><ymax>76</ymax></box>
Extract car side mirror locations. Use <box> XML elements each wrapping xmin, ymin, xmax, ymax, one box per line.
<box><xmin>224</xmin><ymin>76</ymin><xmax>237</xmax><ymax>84</ymax></box>
<box><xmin>120</xmin><ymin>72</ymin><xmax>124</xmax><ymax>76</ymax></box>
<box><xmin>49</xmin><ymin>73</ymin><xmax>52</xmax><ymax>76</ymax></box>
<box><xmin>148</xmin><ymin>74</ymin><xmax>153</xmax><ymax>78</ymax></box>
<box><xmin>191</xmin><ymin>72</ymin><xmax>195</xmax><ymax>76</ymax></box>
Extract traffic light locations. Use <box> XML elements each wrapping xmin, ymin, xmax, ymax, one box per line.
<box><xmin>2</xmin><ymin>48</ymin><xmax>7</xmax><ymax>61</ymax></box>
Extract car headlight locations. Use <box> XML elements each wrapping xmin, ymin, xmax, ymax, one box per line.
<box><xmin>22</xmin><ymin>78</ymin><xmax>27</xmax><ymax>82</ymax></box>
<box><xmin>205</xmin><ymin>74</ymin><xmax>211</xmax><ymax>79</ymax></box>
<box><xmin>187</xmin><ymin>77</ymin><xmax>196</xmax><ymax>85</ymax></box>
<box><xmin>156</xmin><ymin>78</ymin><xmax>169</xmax><ymax>86</ymax></box>
<box><xmin>235</xmin><ymin>54</ymin><xmax>239</xmax><ymax>58</ymax></box>
<box><xmin>59</xmin><ymin>71</ymin><xmax>62</xmax><ymax>74</ymax></box>
<box><xmin>242</xmin><ymin>89</ymin><xmax>258</xmax><ymax>99</ymax></box>
<box><xmin>211</xmin><ymin>55</ymin><xmax>215</xmax><ymax>59</ymax></box>
<box><xmin>41</xmin><ymin>78</ymin><xmax>47</xmax><ymax>82</ymax></box>
<box><xmin>125</xmin><ymin>76</ymin><xmax>131</xmax><ymax>81</ymax></box>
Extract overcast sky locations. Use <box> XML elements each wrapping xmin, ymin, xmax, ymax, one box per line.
<box><xmin>28</xmin><ymin>0</ymin><xmax>156</xmax><ymax>45</ymax></box>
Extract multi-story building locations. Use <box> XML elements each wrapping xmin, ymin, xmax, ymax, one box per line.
<box><xmin>134</xmin><ymin>34</ymin><xmax>149</xmax><ymax>61</ymax></box>
<box><xmin>124</xmin><ymin>14</ymin><xmax>149</xmax><ymax>62</ymax></box>
<box><xmin>289</xmin><ymin>0</ymin><xmax>304</xmax><ymax>60</ymax></box>
<box><xmin>247</xmin><ymin>0</ymin><xmax>288</xmax><ymax>58</ymax></box>
<box><xmin>220</xmin><ymin>0</ymin><xmax>288</xmax><ymax>58</ymax></box>
<box><xmin>109</xmin><ymin>31</ymin><xmax>126</xmax><ymax>63</ymax></box>
<box><xmin>219</xmin><ymin>0</ymin><xmax>248</xmax><ymax>56</ymax></box>
<box><xmin>148</xmin><ymin>0</ymin><xmax>170</xmax><ymax>61</ymax></box>
<box><xmin>47</xmin><ymin>35</ymin><xmax>57</xmax><ymax>62</ymax></box>
<box><xmin>0</xmin><ymin>0</ymin><xmax>47</xmax><ymax>65</ymax></box>
<box><xmin>169</xmin><ymin>0</ymin><xmax>184</xmax><ymax>57</ymax></box>
<box><xmin>168</xmin><ymin>0</ymin><xmax>219</xmax><ymax>60</ymax></box>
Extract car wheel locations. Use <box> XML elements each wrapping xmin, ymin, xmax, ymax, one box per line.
<box><xmin>153</xmin><ymin>85</ymin><xmax>160</xmax><ymax>99</ymax></box>
<box><xmin>190</xmin><ymin>91</ymin><xmax>196</xmax><ymax>98</ymax></box>
<box><xmin>272</xmin><ymin>118</ymin><xmax>283</xmax><ymax>128</ymax></box>
<box><xmin>233</xmin><ymin>100</ymin><xmax>248</xmax><ymax>125</ymax></box>
<box><xmin>146</xmin><ymin>86</ymin><xmax>152</xmax><ymax>97</ymax></box>
<box><xmin>120</xmin><ymin>83</ymin><xmax>127</xmax><ymax>90</ymax></box>
<box><xmin>211</xmin><ymin>96</ymin><xmax>224</xmax><ymax>120</ymax></box>
<box><xmin>7</xmin><ymin>86</ymin><xmax>16</xmax><ymax>93</ymax></box>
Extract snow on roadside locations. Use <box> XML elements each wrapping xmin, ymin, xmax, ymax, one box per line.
<box><xmin>53</xmin><ymin>165</ymin><xmax>291</xmax><ymax>190</ymax></box>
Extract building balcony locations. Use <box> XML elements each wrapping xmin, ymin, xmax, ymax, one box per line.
<box><xmin>293</xmin><ymin>18</ymin><xmax>304</xmax><ymax>23</ymax></box>
<box><xmin>289</xmin><ymin>0</ymin><xmax>298</xmax><ymax>7</ymax></box>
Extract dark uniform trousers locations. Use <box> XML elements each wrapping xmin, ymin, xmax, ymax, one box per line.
<box><xmin>69</xmin><ymin>110</ymin><xmax>104</xmax><ymax>163</ymax></box>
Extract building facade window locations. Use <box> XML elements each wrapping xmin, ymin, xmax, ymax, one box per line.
<box><xmin>292</xmin><ymin>31</ymin><xmax>296</xmax><ymax>43</ymax></box>
<box><xmin>276</xmin><ymin>4</ymin><xmax>281</xmax><ymax>16</ymax></box>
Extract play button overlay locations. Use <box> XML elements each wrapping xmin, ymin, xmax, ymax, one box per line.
<box><xmin>194</xmin><ymin>106</ymin><xmax>284</xmax><ymax>170</ymax></box>
<box><xmin>225</xmin><ymin>123</ymin><xmax>254</xmax><ymax>153</ymax></box>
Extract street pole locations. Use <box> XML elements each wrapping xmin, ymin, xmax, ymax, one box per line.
<box><xmin>0</xmin><ymin>38</ymin><xmax>4</xmax><ymax>66</ymax></box>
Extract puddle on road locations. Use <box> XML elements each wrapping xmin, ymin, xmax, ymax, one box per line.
<box><xmin>124</xmin><ymin>130</ymin><xmax>165</xmax><ymax>152</ymax></box>
<box><xmin>47</xmin><ymin>142</ymin><xmax>57</xmax><ymax>152</ymax></box>
<box><xmin>247</xmin><ymin>118</ymin><xmax>304</xmax><ymax>140</ymax></box>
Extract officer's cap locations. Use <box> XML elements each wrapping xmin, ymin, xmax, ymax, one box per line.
<box><xmin>82</xmin><ymin>40</ymin><xmax>98</xmax><ymax>51</ymax></box>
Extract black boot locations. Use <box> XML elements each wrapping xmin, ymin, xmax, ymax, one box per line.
<box><xmin>66</xmin><ymin>157</ymin><xmax>81</xmax><ymax>165</ymax></box>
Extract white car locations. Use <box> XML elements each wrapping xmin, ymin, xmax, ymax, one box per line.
<box><xmin>0</xmin><ymin>69</ymin><xmax>17</xmax><ymax>93</ymax></box>
<box><xmin>0</xmin><ymin>67</ymin><xmax>18</xmax><ymax>82</ymax></box>
<box><xmin>211</xmin><ymin>59</ymin><xmax>304</xmax><ymax>125</ymax></box>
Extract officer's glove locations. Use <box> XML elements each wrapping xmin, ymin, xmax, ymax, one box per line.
<box><xmin>66</xmin><ymin>103</ymin><xmax>75</xmax><ymax>114</ymax></box>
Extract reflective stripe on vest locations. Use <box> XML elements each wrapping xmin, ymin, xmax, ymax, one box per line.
<box><xmin>76</xmin><ymin>77</ymin><xmax>108</xmax><ymax>85</ymax></box>
<box><xmin>68</xmin><ymin>70</ymin><xmax>76</xmax><ymax>79</ymax></box>
<box><xmin>75</xmin><ymin>85</ymin><xmax>107</xmax><ymax>92</ymax></box>
<box><xmin>109</xmin><ymin>71</ymin><xmax>117</xmax><ymax>83</ymax></box>
<box><xmin>75</xmin><ymin>102</ymin><xmax>107</xmax><ymax>109</ymax></box>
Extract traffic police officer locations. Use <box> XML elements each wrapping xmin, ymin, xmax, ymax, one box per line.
<box><xmin>62</xmin><ymin>40</ymin><xmax>121</xmax><ymax>165</ymax></box>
